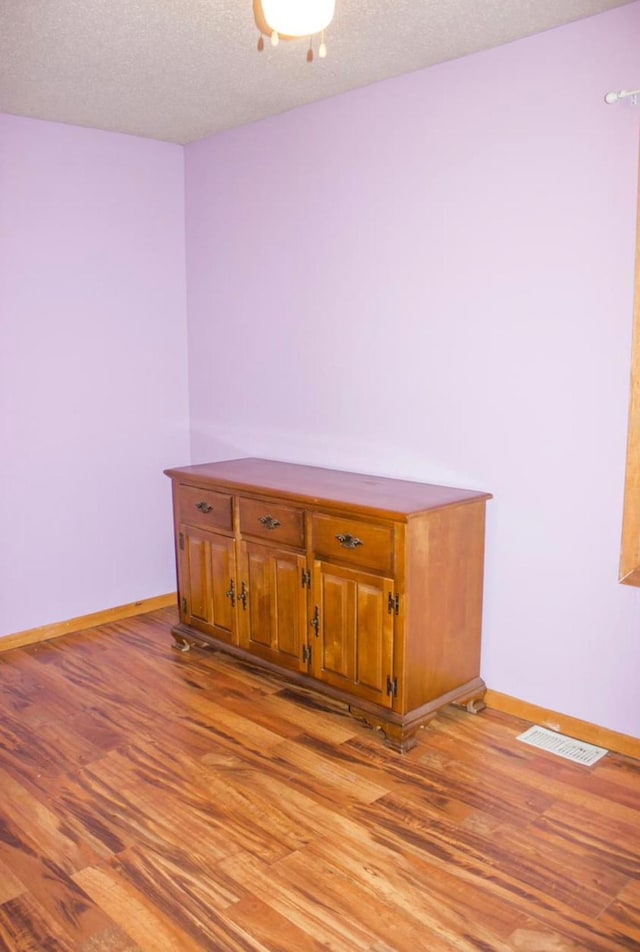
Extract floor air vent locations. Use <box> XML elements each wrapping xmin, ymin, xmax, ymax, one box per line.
<box><xmin>516</xmin><ymin>725</ymin><xmax>608</xmax><ymax>766</ymax></box>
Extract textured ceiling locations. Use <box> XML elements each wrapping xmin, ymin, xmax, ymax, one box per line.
<box><xmin>0</xmin><ymin>0</ymin><xmax>635</xmax><ymax>144</ymax></box>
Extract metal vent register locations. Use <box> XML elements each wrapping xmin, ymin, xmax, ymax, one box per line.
<box><xmin>516</xmin><ymin>725</ymin><xmax>608</xmax><ymax>766</ymax></box>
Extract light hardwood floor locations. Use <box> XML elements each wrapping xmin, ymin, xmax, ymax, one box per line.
<box><xmin>0</xmin><ymin>606</ymin><xmax>638</xmax><ymax>950</ymax></box>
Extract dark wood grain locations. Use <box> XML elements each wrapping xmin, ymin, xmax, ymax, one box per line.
<box><xmin>0</xmin><ymin>606</ymin><xmax>638</xmax><ymax>950</ymax></box>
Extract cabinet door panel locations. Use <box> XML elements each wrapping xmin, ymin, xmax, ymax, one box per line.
<box><xmin>209</xmin><ymin>534</ymin><xmax>236</xmax><ymax>637</ymax></box>
<box><xmin>185</xmin><ymin>534</ymin><xmax>210</xmax><ymax>625</ymax></box>
<box><xmin>321</xmin><ymin>572</ymin><xmax>355</xmax><ymax>680</ymax></box>
<box><xmin>274</xmin><ymin>555</ymin><xmax>304</xmax><ymax>658</ymax></box>
<box><xmin>180</xmin><ymin>525</ymin><xmax>236</xmax><ymax>644</ymax></box>
<box><xmin>313</xmin><ymin>561</ymin><xmax>394</xmax><ymax>707</ymax></box>
<box><xmin>239</xmin><ymin>542</ymin><xmax>308</xmax><ymax>672</ymax></box>
<box><xmin>355</xmin><ymin>580</ymin><xmax>389</xmax><ymax>694</ymax></box>
<box><xmin>244</xmin><ymin>546</ymin><xmax>271</xmax><ymax>648</ymax></box>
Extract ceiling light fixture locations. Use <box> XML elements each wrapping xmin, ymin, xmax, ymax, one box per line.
<box><xmin>604</xmin><ymin>88</ymin><xmax>640</xmax><ymax>105</ymax></box>
<box><xmin>254</xmin><ymin>0</ymin><xmax>335</xmax><ymax>61</ymax></box>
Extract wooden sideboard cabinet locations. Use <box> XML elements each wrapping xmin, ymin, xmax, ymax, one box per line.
<box><xmin>164</xmin><ymin>458</ymin><xmax>492</xmax><ymax>752</ymax></box>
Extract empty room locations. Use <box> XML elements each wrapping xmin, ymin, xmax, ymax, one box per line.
<box><xmin>1</xmin><ymin>1</ymin><xmax>640</xmax><ymax>948</ymax></box>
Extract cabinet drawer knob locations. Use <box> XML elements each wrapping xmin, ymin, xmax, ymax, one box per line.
<box><xmin>195</xmin><ymin>501</ymin><xmax>213</xmax><ymax>513</ymax></box>
<box><xmin>336</xmin><ymin>533</ymin><xmax>363</xmax><ymax>549</ymax></box>
<box><xmin>259</xmin><ymin>514</ymin><xmax>281</xmax><ymax>530</ymax></box>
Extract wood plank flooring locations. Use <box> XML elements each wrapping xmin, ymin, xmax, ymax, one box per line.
<box><xmin>0</xmin><ymin>606</ymin><xmax>639</xmax><ymax>950</ymax></box>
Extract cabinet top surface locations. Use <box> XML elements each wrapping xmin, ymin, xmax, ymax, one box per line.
<box><xmin>165</xmin><ymin>458</ymin><xmax>491</xmax><ymax>517</ymax></box>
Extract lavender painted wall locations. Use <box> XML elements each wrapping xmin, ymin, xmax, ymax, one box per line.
<box><xmin>0</xmin><ymin>114</ymin><xmax>190</xmax><ymax>635</ymax></box>
<box><xmin>184</xmin><ymin>3</ymin><xmax>640</xmax><ymax>737</ymax></box>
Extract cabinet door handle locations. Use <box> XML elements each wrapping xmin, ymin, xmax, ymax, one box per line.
<box><xmin>259</xmin><ymin>515</ymin><xmax>281</xmax><ymax>530</ymax></box>
<box><xmin>336</xmin><ymin>533</ymin><xmax>363</xmax><ymax>549</ymax></box>
<box><xmin>195</xmin><ymin>501</ymin><xmax>213</xmax><ymax>513</ymax></box>
<box><xmin>239</xmin><ymin>582</ymin><xmax>248</xmax><ymax>610</ymax></box>
<box><xmin>310</xmin><ymin>606</ymin><xmax>320</xmax><ymax>636</ymax></box>
<box><xmin>225</xmin><ymin>579</ymin><xmax>235</xmax><ymax>607</ymax></box>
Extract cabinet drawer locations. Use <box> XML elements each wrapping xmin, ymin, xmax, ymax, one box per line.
<box><xmin>239</xmin><ymin>496</ymin><xmax>305</xmax><ymax>548</ymax></box>
<box><xmin>177</xmin><ymin>484</ymin><xmax>233</xmax><ymax>532</ymax></box>
<box><xmin>312</xmin><ymin>513</ymin><xmax>394</xmax><ymax>574</ymax></box>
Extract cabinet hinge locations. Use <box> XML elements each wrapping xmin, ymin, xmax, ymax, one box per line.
<box><xmin>301</xmin><ymin>568</ymin><xmax>311</xmax><ymax>589</ymax></box>
<box><xmin>179</xmin><ymin>532</ymin><xmax>185</xmax><ymax>551</ymax></box>
<box><xmin>181</xmin><ymin>596</ymin><xmax>188</xmax><ymax>616</ymax></box>
<box><xmin>302</xmin><ymin>644</ymin><xmax>312</xmax><ymax>664</ymax></box>
<box><xmin>388</xmin><ymin>592</ymin><xmax>400</xmax><ymax>615</ymax></box>
<box><xmin>386</xmin><ymin>675</ymin><xmax>398</xmax><ymax>698</ymax></box>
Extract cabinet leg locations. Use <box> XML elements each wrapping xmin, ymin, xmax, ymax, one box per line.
<box><xmin>464</xmin><ymin>696</ymin><xmax>487</xmax><ymax>714</ymax></box>
<box><xmin>349</xmin><ymin>707</ymin><xmax>436</xmax><ymax>754</ymax></box>
<box><xmin>452</xmin><ymin>688</ymin><xmax>487</xmax><ymax>714</ymax></box>
<box><xmin>172</xmin><ymin>634</ymin><xmax>192</xmax><ymax>652</ymax></box>
<box><xmin>380</xmin><ymin>723</ymin><xmax>422</xmax><ymax>754</ymax></box>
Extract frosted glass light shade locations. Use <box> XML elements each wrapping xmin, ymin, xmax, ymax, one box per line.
<box><xmin>261</xmin><ymin>0</ymin><xmax>335</xmax><ymax>37</ymax></box>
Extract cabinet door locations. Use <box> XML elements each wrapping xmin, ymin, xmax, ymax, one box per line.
<box><xmin>179</xmin><ymin>525</ymin><xmax>237</xmax><ymax>644</ymax></box>
<box><xmin>312</xmin><ymin>561</ymin><xmax>395</xmax><ymax>708</ymax></box>
<box><xmin>238</xmin><ymin>541</ymin><xmax>309</xmax><ymax>673</ymax></box>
